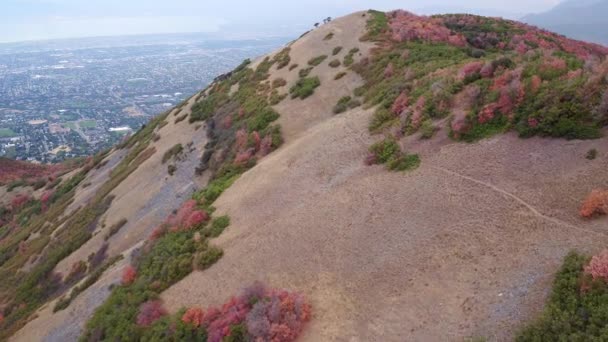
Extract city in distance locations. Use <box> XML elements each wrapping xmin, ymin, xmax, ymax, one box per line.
<box><xmin>0</xmin><ymin>33</ymin><xmax>289</xmax><ymax>162</ymax></box>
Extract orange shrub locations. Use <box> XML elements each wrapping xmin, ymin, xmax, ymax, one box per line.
<box><xmin>580</xmin><ymin>190</ymin><xmax>608</xmax><ymax>218</ymax></box>
<box><xmin>182</xmin><ymin>307</ymin><xmax>205</xmax><ymax>327</ymax></box>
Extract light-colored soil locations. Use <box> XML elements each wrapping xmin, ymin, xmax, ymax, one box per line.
<box><xmin>272</xmin><ymin>11</ymin><xmax>374</xmax><ymax>142</ymax></box>
<box><xmin>161</xmin><ymin>99</ymin><xmax>608</xmax><ymax>341</ymax></box>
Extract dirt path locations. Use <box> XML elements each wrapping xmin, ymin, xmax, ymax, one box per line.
<box><xmin>431</xmin><ymin>165</ymin><xmax>608</xmax><ymax>238</ymax></box>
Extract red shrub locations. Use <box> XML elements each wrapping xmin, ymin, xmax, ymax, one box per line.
<box><xmin>530</xmin><ymin>75</ymin><xmax>542</xmax><ymax>93</ymax></box>
<box><xmin>388</xmin><ymin>10</ymin><xmax>465</xmax><ymax>46</ymax></box>
<box><xmin>222</xmin><ymin>116</ymin><xmax>233</xmax><ymax>129</ymax></box>
<box><xmin>182</xmin><ymin>307</ymin><xmax>205</xmax><ymax>327</ymax></box>
<box><xmin>40</xmin><ymin>190</ymin><xmax>54</xmax><ymax>204</ymax></box>
<box><xmin>149</xmin><ymin>225</ymin><xmax>167</xmax><ymax>241</ymax></box>
<box><xmin>184</xmin><ymin>210</ymin><xmax>209</xmax><ymax>229</ymax></box>
<box><xmin>11</xmin><ymin>194</ymin><xmax>30</xmax><ymax>211</ymax></box>
<box><xmin>480</xmin><ymin>62</ymin><xmax>494</xmax><ymax>78</ymax></box>
<box><xmin>580</xmin><ymin>190</ymin><xmax>608</xmax><ymax>218</ymax></box>
<box><xmin>585</xmin><ymin>250</ymin><xmax>608</xmax><ymax>282</ymax></box>
<box><xmin>251</xmin><ymin>131</ymin><xmax>261</xmax><ymax>152</ymax></box>
<box><xmin>391</xmin><ymin>92</ymin><xmax>409</xmax><ymax>115</ymax></box>
<box><xmin>259</xmin><ymin>135</ymin><xmax>273</xmax><ymax>157</ymax></box>
<box><xmin>234</xmin><ymin>149</ymin><xmax>255</xmax><ymax>166</ymax></box>
<box><xmin>122</xmin><ymin>265</ymin><xmax>137</xmax><ymax>285</ymax></box>
<box><xmin>180</xmin><ymin>283</ymin><xmax>311</xmax><ymax>342</ymax></box>
<box><xmin>458</xmin><ymin>61</ymin><xmax>484</xmax><ymax>80</ymax></box>
<box><xmin>136</xmin><ymin>300</ymin><xmax>167</xmax><ymax>327</ymax></box>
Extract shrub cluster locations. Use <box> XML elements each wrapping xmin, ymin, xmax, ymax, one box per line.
<box><xmin>333</xmin><ymin>96</ymin><xmax>361</xmax><ymax>114</ymax></box>
<box><xmin>290</xmin><ymin>77</ymin><xmax>321</xmax><ymax>100</ymax></box>
<box><xmin>517</xmin><ymin>251</ymin><xmax>608</xmax><ymax>340</ymax></box>
<box><xmin>139</xmin><ymin>282</ymin><xmax>311</xmax><ymax>342</ymax></box>
<box><xmin>308</xmin><ymin>55</ymin><xmax>328</xmax><ymax>66</ymax></box>
<box><xmin>366</xmin><ymin>138</ymin><xmax>420</xmax><ymax>172</ymax></box>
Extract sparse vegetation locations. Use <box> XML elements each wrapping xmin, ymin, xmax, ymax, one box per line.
<box><xmin>272</xmin><ymin>47</ymin><xmax>291</xmax><ymax>69</ymax></box>
<box><xmin>366</xmin><ymin>138</ymin><xmax>420</xmax><ymax>172</ymax></box>
<box><xmin>162</xmin><ymin>144</ymin><xmax>183</xmax><ymax>164</ymax></box>
<box><xmin>104</xmin><ymin>218</ymin><xmax>128</xmax><ymax>241</ymax></box>
<box><xmin>343</xmin><ymin>47</ymin><xmax>359</xmax><ymax>67</ymax></box>
<box><xmin>586</xmin><ymin>148</ymin><xmax>598</xmax><ymax>160</ymax></box>
<box><xmin>329</xmin><ymin>59</ymin><xmax>341</xmax><ymax>68</ymax></box>
<box><xmin>174</xmin><ymin>113</ymin><xmax>188</xmax><ymax>124</ymax></box>
<box><xmin>289</xmin><ymin>64</ymin><xmax>299</xmax><ymax>71</ymax></box>
<box><xmin>272</xmin><ymin>78</ymin><xmax>287</xmax><ymax>88</ymax></box>
<box><xmin>290</xmin><ymin>77</ymin><xmax>321</xmax><ymax>99</ymax></box>
<box><xmin>333</xmin><ymin>96</ymin><xmax>361</xmax><ymax>114</ymax></box>
<box><xmin>324</xmin><ymin>32</ymin><xmax>334</xmax><ymax>41</ymax></box>
<box><xmin>308</xmin><ymin>55</ymin><xmax>328</xmax><ymax>66</ymax></box>
<box><xmin>299</xmin><ymin>67</ymin><xmax>313</xmax><ymax>78</ymax></box>
<box><xmin>332</xmin><ymin>46</ymin><xmax>343</xmax><ymax>56</ymax></box>
<box><xmin>334</xmin><ymin>71</ymin><xmax>347</xmax><ymax>80</ymax></box>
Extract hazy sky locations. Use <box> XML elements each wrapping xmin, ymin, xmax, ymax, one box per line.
<box><xmin>0</xmin><ymin>0</ymin><xmax>563</xmax><ymax>43</ymax></box>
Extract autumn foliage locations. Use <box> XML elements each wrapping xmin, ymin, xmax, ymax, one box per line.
<box><xmin>175</xmin><ymin>282</ymin><xmax>311</xmax><ymax>342</ymax></box>
<box><xmin>580</xmin><ymin>190</ymin><xmax>608</xmax><ymax>218</ymax></box>
<box><xmin>121</xmin><ymin>265</ymin><xmax>137</xmax><ymax>285</ymax></box>
<box><xmin>584</xmin><ymin>250</ymin><xmax>608</xmax><ymax>282</ymax></box>
<box><xmin>0</xmin><ymin>157</ymin><xmax>66</xmax><ymax>185</ymax></box>
<box><xmin>136</xmin><ymin>300</ymin><xmax>167</xmax><ymax>327</ymax></box>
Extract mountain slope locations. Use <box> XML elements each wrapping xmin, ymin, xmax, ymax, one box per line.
<box><xmin>523</xmin><ymin>0</ymin><xmax>608</xmax><ymax>45</ymax></box>
<box><xmin>2</xmin><ymin>9</ymin><xmax>608</xmax><ymax>342</ymax></box>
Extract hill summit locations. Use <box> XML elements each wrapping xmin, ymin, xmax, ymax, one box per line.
<box><xmin>1</xmin><ymin>9</ymin><xmax>607</xmax><ymax>342</ymax></box>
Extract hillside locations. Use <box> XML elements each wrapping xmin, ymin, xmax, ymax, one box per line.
<box><xmin>1</xmin><ymin>9</ymin><xmax>608</xmax><ymax>342</ymax></box>
<box><xmin>523</xmin><ymin>0</ymin><xmax>608</xmax><ymax>45</ymax></box>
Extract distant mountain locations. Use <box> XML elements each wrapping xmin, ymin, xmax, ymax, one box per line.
<box><xmin>523</xmin><ymin>0</ymin><xmax>608</xmax><ymax>45</ymax></box>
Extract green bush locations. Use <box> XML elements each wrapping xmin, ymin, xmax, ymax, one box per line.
<box><xmin>290</xmin><ymin>77</ymin><xmax>321</xmax><ymax>99</ymax></box>
<box><xmin>208</xmin><ymin>216</ymin><xmax>230</xmax><ymax>238</ymax></box>
<box><xmin>420</xmin><ymin>120</ymin><xmax>437</xmax><ymax>139</ymax></box>
<box><xmin>363</xmin><ymin>10</ymin><xmax>388</xmax><ymax>40</ymax></box>
<box><xmin>289</xmin><ymin>64</ymin><xmax>298</xmax><ymax>71</ymax></box>
<box><xmin>516</xmin><ymin>252</ymin><xmax>608</xmax><ymax>341</ymax></box>
<box><xmin>324</xmin><ymin>32</ymin><xmax>334</xmax><ymax>41</ymax></box>
<box><xmin>104</xmin><ymin>218</ymin><xmax>128</xmax><ymax>241</ymax></box>
<box><xmin>329</xmin><ymin>59</ymin><xmax>341</xmax><ymax>68</ymax></box>
<box><xmin>272</xmin><ymin>78</ymin><xmax>287</xmax><ymax>88</ymax></box>
<box><xmin>299</xmin><ymin>67</ymin><xmax>313</xmax><ymax>78</ymax></box>
<box><xmin>195</xmin><ymin>245</ymin><xmax>223</xmax><ymax>270</ymax></box>
<box><xmin>333</xmin><ymin>96</ymin><xmax>361</xmax><ymax>114</ymax></box>
<box><xmin>387</xmin><ymin>154</ymin><xmax>421</xmax><ymax>171</ymax></box>
<box><xmin>369</xmin><ymin>108</ymin><xmax>396</xmax><ymax>132</ymax></box>
<box><xmin>369</xmin><ymin>138</ymin><xmax>400</xmax><ymax>164</ymax></box>
<box><xmin>308</xmin><ymin>55</ymin><xmax>328</xmax><ymax>66</ymax></box>
<box><xmin>162</xmin><ymin>144</ymin><xmax>183</xmax><ymax>164</ymax></box>
<box><xmin>369</xmin><ymin>138</ymin><xmax>420</xmax><ymax>172</ymax></box>
<box><xmin>332</xmin><ymin>46</ymin><xmax>343</xmax><ymax>56</ymax></box>
<box><xmin>586</xmin><ymin>149</ymin><xmax>598</xmax><ymax>160</ymax></box>
<box><xmin>273</xmin><ymin>48</ymin><xmax>291</xmax><ymax>70</ymax></box>
<box><xmin>247</xmin><ymin>107</ymin><xmax>280</xmax><ymax>132</ymax></box>
<box><xmin>167</xmin><ymin>164</ymin><xmax>177</xmax><ymax>176</ymax></box>
<box><xmin>334</xmin><ymin>72</ymin><xmax>347</xmax><ymax>80</ymax></box>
